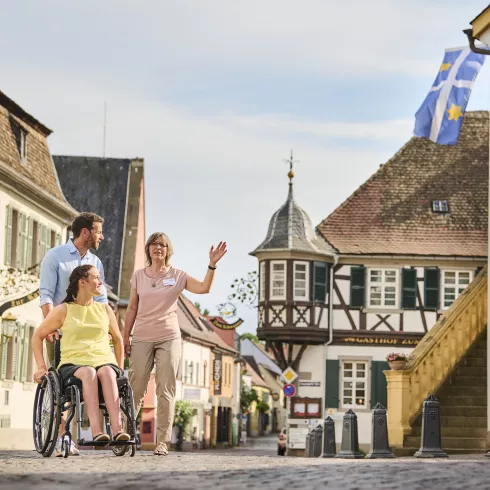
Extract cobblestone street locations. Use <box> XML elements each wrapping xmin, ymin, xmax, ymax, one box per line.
<box><xmin>2</xmin><ymin>449</ymin><xmax>490</xmax><ymax>490</ymax></box>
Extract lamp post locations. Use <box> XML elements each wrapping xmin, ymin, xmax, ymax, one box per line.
<box><xmin>464</xmin><ymin>4</ymin><xmax>490</xmax><ymax>457</ymax></box>
<box><xmin>1</xmin><ymin>312</ymin><xmax>17</xmax><ymax>346</ymax></box>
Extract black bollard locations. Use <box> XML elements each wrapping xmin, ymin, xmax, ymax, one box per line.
<box><xmin>322</xmin><ymin>416</ymin><xmax>336</xmax><ymax>458</ymax></box>
<box><xmin>313</xmin><ymin>424</ymin><xmax>323</xmax><ymax>457</ymax></box>
<box><xmin>335</xmin><ymin>409</ymin><xmax>364</xmax><ymax>459</ymax></box>
<box><xmin>304</xmin><ymin>429</ymin><xmax>311</xmax><ymax>458</ymax></box>
<box><xmin>414</xmin><ymin>394</ymin><xmax>448</xmax><ymax>458</ymax></box>
<box><xmin>366</xmin><ymin>403</ymin><xmax>394</xmax><ymax>459</ymax></box>
<box><xmin>308</xmin><ymin>430</ymin><xmax>315</xmax><ymax>457</ymax></box>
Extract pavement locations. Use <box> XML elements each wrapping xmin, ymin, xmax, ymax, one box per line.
<box><xmin>3</xmin><ymin>444</ymin><xmax>490</xmax><ymax>490</ymax></box>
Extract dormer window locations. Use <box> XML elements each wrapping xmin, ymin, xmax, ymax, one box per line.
<box><xmin>270</xmin><ymin>260</ymin><xmax>286</xmax><ymax>300</ymax></box>
<box><xmin>10</xmin><ymin>119</ymin><xmax>27</xmax><ymax>165</ymax></box>
<box><xmin>432</xmin><ymin>200</ymin><xmax>448</xmax><ymax>213</ymax></box>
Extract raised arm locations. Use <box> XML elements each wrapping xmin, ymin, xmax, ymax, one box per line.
<box><xmin>32</xmin><ymin>304</ymin><xmax>67</xmax><ymax>383</ymax></box>
<box><xmin>123</xmin><ymin>287</ymin><xmax>139</xmax><ymax>357</ymax></box>
<box><xmin>106</xmin><ymin>305</ymin><xmax>124</xmax><ymax>370</ymax></box>
<box><xmin>185</xmin><ymin>241</ymin><xmax>227</xmax><ymax>294</ymax></box>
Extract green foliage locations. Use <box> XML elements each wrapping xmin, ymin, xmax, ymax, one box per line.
<box><xmin>203</xmin><ymin>308</ymin><xmax>210</xmax><ymax>316</ymax></box>
<box><xmin>173</xmin><ymin>400</ymin><xmax>194</xmax><ymax>429</ymax></box>
<box><xmin>240</xmin><ymin>388</ymin><xmax>258</xmax><ymax>413</ymax></box>
<box><xmin>256</xmin><ymin>400</ymin><xmax>270</xmax><ymax>412</ymax></box>
<box><xmin>229</xmin><ymin>271</ymin><xmax>258</xmax><ymax>308</ymax></box>
<box><xmin>241</xmin><ymin>333</ymin><xmax>259</xmax><ymax>343</ymax></box>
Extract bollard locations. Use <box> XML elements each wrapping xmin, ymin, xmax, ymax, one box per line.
<box><xmin>335</xmin><ymin>409</ymin><xmax>364</xmax><ymax>459</ymax></box>
<box><xmin>308</xmin><ymin>429</ymin><xmax>315</xmax><ymax>458</ymax></box>
<box><xmin>366</xmin><ymin>403</ymin><xmax>394</xmax><ymax>459</ymax></box>
<box><xmin>322</xmin><ymin>416</ymin><xmax>336</xmax><ymax>458</ymax></box>
<box><xmin>313</xmin><ymin>424</ymin><xmax>323</xmax><ymax>458</ymax></box>
<box><xmin>414</xmin><ymin>394</ymin><xmax>448</xmax><ymax>458</ymax></box>
<box><xmin>304</xmin><ymin>430</ymin><xmax>311</xmax><ymax>458</ymax></box>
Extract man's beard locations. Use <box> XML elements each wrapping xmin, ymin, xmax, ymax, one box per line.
<box><xmin>85</xmin><ymin>236</ymin><xmax>97</xmax><ymax>250</ymax></box>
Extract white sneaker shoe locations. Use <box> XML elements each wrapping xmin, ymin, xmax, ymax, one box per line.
<box><xmin>54</xmin><ymin>436</ymin><xmax>80</xmax><ymax>457</ymax></box>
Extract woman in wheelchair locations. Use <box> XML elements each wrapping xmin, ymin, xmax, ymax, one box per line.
<box><xmin>32</xmin><ymin>264</ymin><xmax>130</xmax><ymax>445</ymax></box>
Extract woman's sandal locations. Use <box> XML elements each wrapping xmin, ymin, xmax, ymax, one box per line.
<box><xmin>113</xmin><ymin>431</ymin><xmax>131</xmax><ymax>442</ymax></box>
<box><xmin>94</xmin><ymin>432</ymin><xmax>111</xmax><ymax>449</ymax></box>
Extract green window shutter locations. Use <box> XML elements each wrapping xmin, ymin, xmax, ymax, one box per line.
<box><xmin>19</xmin><ymin>213</ymin><xmax>28</xmax><ymax>270</ymax></box>
<box><xmin>26</xmin><ymin>218</ymin><xmax>33</xmax><ymax>269</ymax></box>
<box><xmin>39</xmin><ymin>225</ymin><xmax>48</xmax><ymax>260</ymax></box>
<box><xmin>21</xmin><ymin>325</ymin><xmax>29</xmax><ymax>382</ymax></box>
<box><xmin>350</xmin><ymin>266</ymin><xmax>366</xmax><ymax>308</ymax></box>
<box><xmin>370</xmin><ymin>361</ymin><xmax>389</xmax><ymax>409</ymax></box>
<box><xmin>424</xmin><ymin>268</ymin><xmax>440</xmax><ymax>310</ymax></box>
<box><xmin>401</xmin><ymin>268</ymin><xmax>417</xmax><ymax>309</ymax></box>
<box><xmin>325</xmin><ymin>359</ymin><xmax>340</xmax><ymax>408</ymax></box>
<box><xmin>312</xmin><ymin>262</ymin><xmax>329</xmax><ymax>302</ymax></box>
<box><xmin>4</xmin><ymin>205</ymin><xmax>12</xmax><ymax>266</ymax></box>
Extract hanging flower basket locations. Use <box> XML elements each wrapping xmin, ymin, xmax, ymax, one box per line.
<box><xmin>386</xmin><ymin>353</ymin><xmax>408</xmax><ymax>370</ymax></box>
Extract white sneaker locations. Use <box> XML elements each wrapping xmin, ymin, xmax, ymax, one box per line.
<box><xmin>54</xmin><ymin>436</ymin><xmax>80</xmax><ymax>457</ymax></box>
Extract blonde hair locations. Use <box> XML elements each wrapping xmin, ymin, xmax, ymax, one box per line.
<box><xmin>145</xmin><ymin>232</ymin><xmax>173</xmax><ymax>266</ymax></box>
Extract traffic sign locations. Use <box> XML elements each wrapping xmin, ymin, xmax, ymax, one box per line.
<box><xmin>281</xmin><ymin>366</ymin><xmax>298</xmax><ymax>384</ymax></box>
<box><xmin>283</xmin><ymin>384</ymin><xmax>296</xmax><ymax>397</ymax></box>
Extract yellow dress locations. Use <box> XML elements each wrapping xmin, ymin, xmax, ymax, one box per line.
<box><xmin>58</xmin><ymin>302</ymin><xmax>117</xmax><ymax>368</ymax></box>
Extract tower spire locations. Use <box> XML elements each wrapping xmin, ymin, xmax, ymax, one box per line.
<box><xmin>284</xmin><ymin>149</ymin><xmax>297</xmax><ymax>185</ymax></box>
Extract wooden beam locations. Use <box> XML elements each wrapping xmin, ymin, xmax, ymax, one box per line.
<box><xmin>292</xmin><ymin>344</ymin><xmax>308</xmax><ymax>372</ymax></box>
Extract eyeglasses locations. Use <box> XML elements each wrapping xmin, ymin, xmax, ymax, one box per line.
<box><xmin>151</xmin><ymin>242</ymin><xmax>168</xmax><ymax>249</ymax></box>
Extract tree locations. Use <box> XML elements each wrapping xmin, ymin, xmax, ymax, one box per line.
<box><xmin>241</xmin><ymin>333</ymin><xmax>259</xmax><ymax>343</ymax></box>
<box><xmin>240</xmin><ymin>387</ymin><xmax>258</xmax><ymax>414</ymax></box>
<box><xmin>194</xmin><ymin>302</ymin><xmax>210</xmax><ymax>316</ymax></box>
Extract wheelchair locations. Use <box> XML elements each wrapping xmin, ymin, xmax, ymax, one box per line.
<box><xmin>32</xmin><ymin>338</ymin><xmax>137</xmax><ymax>458</ymax></box>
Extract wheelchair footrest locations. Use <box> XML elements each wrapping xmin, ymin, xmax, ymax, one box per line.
<box><xmin>78</xmin><ymin>438</ymin><xmax>136</xmax><ymax>446</ymax></box>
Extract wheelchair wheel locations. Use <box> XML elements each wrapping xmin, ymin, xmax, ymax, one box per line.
<box><xmin>33</xmin><ymin>372</ymin><xmax>61</xmax><ymax>457</ymax></box>
<box><xmin>111</xmin><ymin>384</ymin><xmax>136</xmax><ymax>457</ymax></box>
<box><xmin>129</xmin><ymin>444</ymin><xmax>136</xmax><ymax>457</ymax></box>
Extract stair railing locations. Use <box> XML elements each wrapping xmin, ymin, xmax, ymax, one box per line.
<box><xmin>385</xmin><ymin>266</ymin><xmax>487</xmax><ymax>446</ymax></box>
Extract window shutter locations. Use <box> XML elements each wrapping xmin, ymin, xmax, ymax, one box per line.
<box><xmin>26</xmin><ymin>218</ymin><xmax>33</xmax><ymax>269</ymax></box>
<box><xmin>401</xmin><ymin>268</ymin><xmax>417</xmax><ymax>309</ymax></box>
<box><xmin>350</xmin><ymin>266</ymin><xmax>366</xmax><ymax>308</ymax></box>
<box><xmin>424</xmin><ymin>268</ymin><xmax>440</xmax><ymax>310</ymax></box>
<box><xmin>4</xmin><ymin>205</ymin><xmax>12</xmax><ymax>266</ymax></box>
<box><xmin>312</xmin><ymin>262</ymin><xmax>329</xmax><ymax>303</ymax></box>
<box><xmin>370</xmin><ymin>361</ymin><xmax>389</xmax><ymax>408</ymax></box>
<box><xmin>56</xmin><ymin>232</ymin><xmax>61</xmax><ymax>246</ymax></box>
<box><xmin>39</xmin><ymin>225</ymin><xmax>48</xmax><ymax>260</ymax></box>
<box><xmin>325</xmin><ymin>359</ymin><xmax>340</xmax><ymax>408</ymax></box>
<box><xmin>21</xmin><ymin>325</ymin><xmax>29</xmax><ymax>382</ymax></box>
<box><xmin>15</xmin><ymin>324</ymin><xmax>23</xmax><ymax>381</ymax></box>
<box><xmin>19</xmin><ymin>213</ymin><xmax>28</xmax><ymax>269</ymax></box>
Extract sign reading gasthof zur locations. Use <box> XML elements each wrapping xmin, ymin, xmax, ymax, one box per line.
<box><xmin>283</xmin><ymin>384</ymin><xmax>296</xmax><ymax>397</ymax></box>
<box><xmin>281</xmin><ymin>367</ymin><xmax>298</xmax><ymax>384</ymax></box>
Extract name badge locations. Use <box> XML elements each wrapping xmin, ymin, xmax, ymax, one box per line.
<box><xmin>163</xmin><ymin>278</ymin><xmax>176</xmax><ymax>286</ymax></box>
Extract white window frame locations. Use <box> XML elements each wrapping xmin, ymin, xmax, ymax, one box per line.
<box><xmin>367</xmin><ymin>268</ymin><xmax>399</xmax><ymax>308</ymax></box>
<box><xmin>340</xmin><ymin>359</ymin><xmax>369</xmax><ymax>410</ymax></box>
<box><xmin>259</xmin><ymin>262</ymin><xmax>266</xmax><ymax>301</ymax></box>
<box><xmin>270</xmin><ymin>260</ymin><xmax>287</xmax><ymax>300</ymax></box>
<box><xmin>293</xmin><ymin>261</ymin><xmax>309</xmax><ymax>301</ymax></box>
<box><xmin>441</xmin><ymin>269</ymin><xmax>473</xmax><ymax>309</ymax></box>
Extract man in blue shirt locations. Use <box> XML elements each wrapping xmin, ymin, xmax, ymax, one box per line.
<box><xmin>39</xmin><ymin>211</ymin><xmax>107</xmax><ymax>456</ymax></box>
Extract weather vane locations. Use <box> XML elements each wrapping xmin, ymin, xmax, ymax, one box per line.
<box><xmin>284</xmin><ymin>150</ymin><xmax>297</xmax><ymax>183</ymax></box>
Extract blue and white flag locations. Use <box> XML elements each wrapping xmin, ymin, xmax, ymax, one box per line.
<box><xmin>414</xmin><ymin>47</ymin><xmax>485</xmax><ymax>145</ymax></box>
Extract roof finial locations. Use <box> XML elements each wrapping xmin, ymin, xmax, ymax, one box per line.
<box><xmin>284</xmin><ymin>149</ymin><xmax>297</xmax><ymax>184</ymax></box>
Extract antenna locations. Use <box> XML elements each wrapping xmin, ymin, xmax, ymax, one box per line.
<box><xmin>103</xmin><ymin>101</ymin><xmax>107</xmax><ymax>158</ymax></box>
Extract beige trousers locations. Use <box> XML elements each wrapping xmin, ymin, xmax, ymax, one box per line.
<box><xmin>128</xmin><ymin>338</ymin><xmax>181</xmax><ymax>444</ymax></box>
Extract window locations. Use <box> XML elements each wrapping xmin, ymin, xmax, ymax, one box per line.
<box><xmin>4</xmin><ymin>390</ymin><xmax>9</xmax><ymax>406</ymax></box>
<box><xmin>10</xmin><ymin>119</ymin><xmax>27</xmax><ymax>164</ymax></box>
<box><xmin>368</xmin><ymin>269</ymin><xmax>398</xmax><ymax>308</ymax></box>
<box><xmin>195</xmin><ymin>362</ymin><xmax>199</xmax><ymax>386</ymax></box>
<box><xmin>143</xmin><ymin>421</ymin><xmax>152</xmax><ymax>434</ymax></box>
<box><xmin>341</xmin><ymin>361</ymin><xmax>368</xmax><ymax>409</ymax></box>
<box><xmin>293</xmin><ymin>261</ymin><xmax>309</xmax><ymax>300</ymax></box>
<box><xmin>203</xmin><ymin>361</ymin><xmax>207</xmax><ymax>387</ymax></box>
<box><xmin>270</xmin><ymin>261</ymin><xmax>286</xmax><ymax>300</ymax></box>
<box><xmin>184</xmin><ymin>360</ymin><xmax>189</xmax><ymax>384</ymax></box>
<box><xmin>259</xmin><ymin>262</ymin><xmax>266</xmax><ymax>301</ymax></box>
<box><xmin>31</xmin><ymin>221</ymin><xmax>39</xmax><ymax>267</ymax></box>
<box><xmin>432</xmin><ymin>200</ymin><xmax>448</xmax><ymax>213</ymax></box>
<box><xmin>442</xmin><ymin>270</ymin><xmax>472</xmax><ymax>308</ymax></box>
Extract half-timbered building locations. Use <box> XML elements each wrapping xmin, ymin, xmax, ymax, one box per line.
<box><xmin>251</xmin><ymin>111</ymin><xmax>487</xmax><ymax>452</ymax></box>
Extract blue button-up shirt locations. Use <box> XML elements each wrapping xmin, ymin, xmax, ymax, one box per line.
<box><xmin>39</xmin><ymin>239</ymin><xmax>108</xmax><ymax>307</ymax></box>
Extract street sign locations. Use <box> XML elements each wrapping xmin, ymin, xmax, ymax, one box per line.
<box><xmin>281</xmin><ymin>366</ymin><xmax>298</xmax><ymax>384</ymax></box>
<box><xmin>283</xmin><ymin>384</ymin><xmax>296</xmax><ymax>397</ymax></box>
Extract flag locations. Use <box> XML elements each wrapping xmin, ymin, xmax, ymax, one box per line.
<box><xmin>414</xmin><ymin>47</ymin><xmax>485</xmax><ymax>145</ymax></box>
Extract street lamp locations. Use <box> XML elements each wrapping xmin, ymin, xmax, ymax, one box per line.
<box><xmin>465</xmin><ymin>4</ymin><xmax>490</xmax><ymax>459</ymax></box>
<box><xmin>1</xmin><ymin>312</ymin><xmax>17</xmax><ymax>345</ymax></box>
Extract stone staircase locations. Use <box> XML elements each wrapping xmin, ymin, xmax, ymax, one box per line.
<box><xmin>400</xmin><ymin>329</ymin><xmax>487</xmax><ymax>455</ymax></box>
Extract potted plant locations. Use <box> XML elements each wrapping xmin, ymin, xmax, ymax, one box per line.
<box><xmin>173</xmin><ymin>400</ymin><xmax>193</xmax><ymax>451</ymax></box>
<box><xmin>386</xmin><ymin>352</ymin><xmax>409</xmax><ymax>370</ymax></box>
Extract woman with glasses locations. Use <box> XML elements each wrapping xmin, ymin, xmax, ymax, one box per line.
<box><xmin>123</xmin><ymin>232</ymin><xmax>227</xmax><ymax>456</ymax></box>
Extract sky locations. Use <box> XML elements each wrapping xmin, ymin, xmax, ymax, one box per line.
<box><xmin>2</xmin><ymin>0</ymin><xmax>490</xmax><ymax>333</ymax></box>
